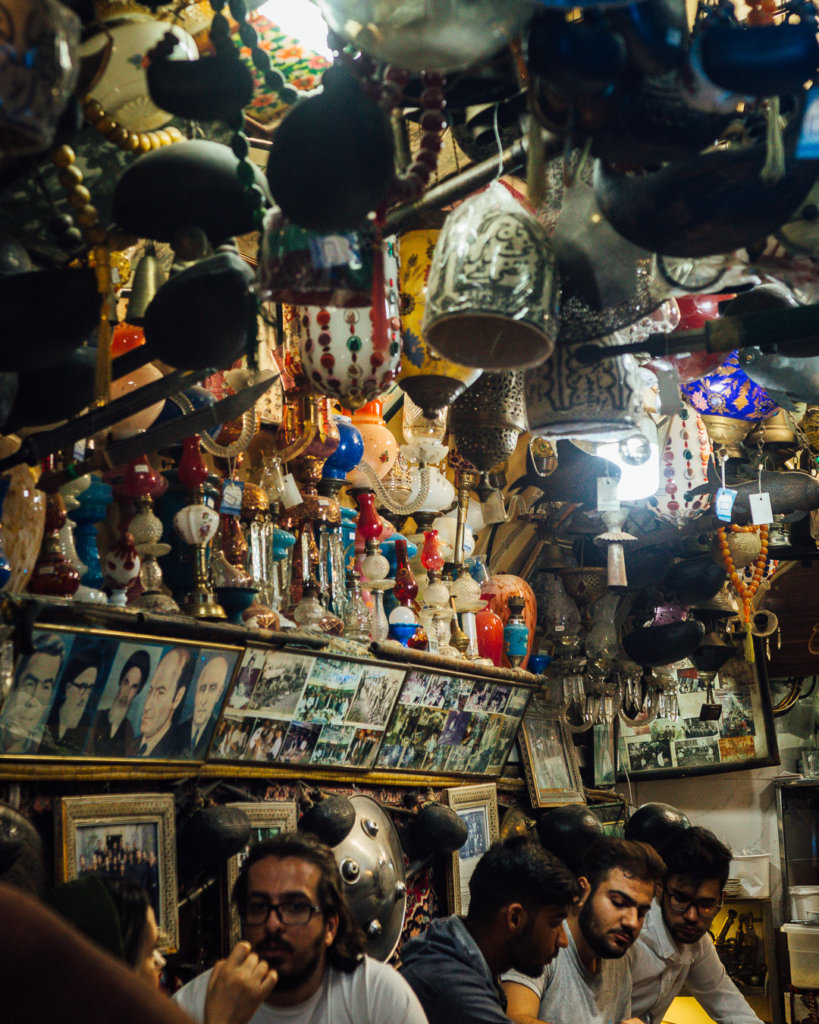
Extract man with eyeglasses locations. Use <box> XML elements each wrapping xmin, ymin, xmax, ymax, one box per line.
<box><xmin>174</xmin><ymin>832</ymin><xmax>428</xmax><ymax>1024</ymax></box>
<box><xmin>628</xmin><ymin>826</ymin><xmax>763</xmax><ymax>1024</ymax></box>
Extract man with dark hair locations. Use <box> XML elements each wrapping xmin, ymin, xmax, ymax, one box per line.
<box><xmin>399</xmin><ymin>836</ymin><xmax>580</xmax><ymax>1024</ymax></box>
<box><xmin>628</xmin><ymin>825</ymin><xmax>762</xmax><ymax>1024</ymax></box>
<box><xmin>174</xmin><ymin>832</ymin><xmax>427</xmax><ymax>1023</ymax></box>
<box><xmin>503</xmin><ymin>837</ymin><xmax>665</xmax><ymax>1024</ymax></box>
<box><xmin>0</xmin><ymin>633</ymin><xmax>65</xmax><ymax>753</ymax></box>
<box><xmin>130</xmin><ymin>647</ymin><xmax>193</xmax><ymax>758</ymax></box>
<box><xmin>172</xmin><ymin>654</ymin><xmax>231</xmax><ymax>759</ymax></box>
<box><xmin>88</xmin><ymin>649</ymin><xmax>151</xmax><ymax>757</ymax></box>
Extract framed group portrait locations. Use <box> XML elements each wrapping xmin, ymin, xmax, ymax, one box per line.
<box><xmin>518</xmin><ymin>702</ymin><xmax>585</xmax><ymax>808</ymax></box>
<box><xmin>0</xmin><ymin>625</ymin><xmax>241</xmax><ymax>763</ymax></box>
<box><xmin>55</xmin><ymin>792</ymin><xmax>179</xmax><ymax>952</ymax></box>
<box><xmin>223</xmin><ymin>801</ymin><xmax>299</xmax><ymax>949</ymax></box>
<box><xmin>444</xmin><ymin>783</ymin><xmax>500</xmax><ymax>915</ymax></box>
<box><xmin>616</xmin><ymin>653</ymin><xmax>779</xmax><ymax>782</ymax></box>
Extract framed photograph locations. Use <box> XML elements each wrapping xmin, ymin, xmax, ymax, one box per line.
<box><xmin>374</xmin><ymin>668</ymin><xmax>531</xmax><ymax>776</ymax></box>
<box><xmin>616</xmin><ymin>648</ymin><xmax>779</xmax><ymax>782</ymax></box>
<box><xmin>444</xmin><ymin>783</ymin><xmax>500</xmax><ymax>914</ymax></box>
<box><xmin>223</xmin><ymin>801</ymin><xmax>298</xmax><ymax>949</ymax></box>
<box><xmin>519</xmin><ymin>708</ymin><xmax>585</xmax><ymax>807</ymax></box>
<box><xmin>55</xmin><ymin>793</ymin><xmax>178</xmax><ymax>952</ymax></box>
<box><xmin>0</xmin><ymin>625</ymin><xmax>241</xmax><ymax>762</ymax></box>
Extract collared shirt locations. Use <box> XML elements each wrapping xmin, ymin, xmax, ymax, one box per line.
<box><xmin>628</xmin><ymin>903</ymin><xmax>763</xmax><ymax>1024</ymax></box>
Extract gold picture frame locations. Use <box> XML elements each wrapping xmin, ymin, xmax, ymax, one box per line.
<box><xmin>443</xmin><ymin>783</ymin><xmax>500</xmax><ymax>915</ymax></box>
<box><xmin>222</xmin><ymin>800</ymin><xmax>299</xmax><ymax>950</ymax></box>
<box><xmin>55</xmin><ymin>792</ymin><xmax>178</xmax><ymax>952</ymax></box>
<box><xmin>518</xmin><ymin>708</ymin><xmax>585</xmax><ymax>808</ymax></box>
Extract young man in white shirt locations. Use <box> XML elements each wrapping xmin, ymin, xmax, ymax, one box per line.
<box><xmin>174</xmin><ymin>832</ymin><xmax>428</xmax><ymax>1024</ymax></box>
<box><xmin>628</xmin><ymin>826</ymin><xmax>763</xmax><ymax>1024</ymax></box>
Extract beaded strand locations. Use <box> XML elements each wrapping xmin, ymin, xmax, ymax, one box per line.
<box><xmin>716</xmin><ymin>523</ymin><xmax>770</xmax><ymax>623</ymax></box>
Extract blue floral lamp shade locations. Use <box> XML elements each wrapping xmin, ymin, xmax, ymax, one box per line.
<box><xmin>680</xmin><ymin>351</ymin><xmax>778</xmax><ymax>421</ymax></box>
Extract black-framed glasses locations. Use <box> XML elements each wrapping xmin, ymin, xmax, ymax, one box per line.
<box><xmin>243</xmin><ymin>897</ymin><xmax>322</xmax><ymax>927</ymax></box>
<box><xmin>665</xmin><ymin>887</ymin><xmax>723</xmax><ymax>918</ymax></box>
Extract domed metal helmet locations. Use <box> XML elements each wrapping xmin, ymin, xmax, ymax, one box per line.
<box><xmin>329</xmin><ymin>794</ymin><xmax>406</xmax><ymax>962</ymax></box>
<box><xmin>625</xmin><ymin>802</ymin><xmax>690</xmax><ymax>855</ymax></box>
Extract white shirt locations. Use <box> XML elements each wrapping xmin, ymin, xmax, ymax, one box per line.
<box><xmin>174</xmin><ymin>956</ymin><xmax>429</xmax><ymax>1024</ymax></box>
<box><xmin>502</xmin><ymin>921</ymin><xmax>631</xmax><ymax>1024</ymax></box>
<box><xmin>628</xmin><ymin>902</ymin><xmax>763</xmax><ymax>1024</ymax></box>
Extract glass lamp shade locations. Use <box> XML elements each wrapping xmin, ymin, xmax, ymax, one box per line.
<box><xmin>346</xmin><ymin>399</ymin><xmax>398</xmax><ymax>487</ymax></box>
<box><xmin>402</xmin><ymin>393</ymin><xmax>448</xmax><ymax>445</ymax></box>
<box><xmin>355</xmin><ymin>490</ymin><xmax>383</xmax><ymax>543</ymax></box>
<box><xmin>108</xmin><ymin>362</ymin><xmax>165</xmax><ymax>440</ymax></box>
<box><xmin>178</xmin><ymin>435</ymin><xmax>209</xmax><ymax>492</ymax></box>
<box><xmin>417</xmin><ymin>466</ymin><xmax>456</xmax><ymax>515</ymax></box>
<box><xmin>431</xmin><ymin>513</ymin><xmax>474</xmax><ymax>561</ymax></box>
<box><xmin>124</xmin><ymin>456</ymin><xmax>162</xmax><ymax>499</ymax></box>
<box><xmin>450</xmin><ymin>569</ymin><xmax>482</xmax><ymax>612</ymax></box>
<box><xmin>317</xmin><ymin>0</ymin><xmax>533</xmax><ymax>73</ymax></box>
<box><xmin>420</xmin><ymin>530</ymin><xmax>444</xmax><ymax>573</ymax></box>
<box><xmin>173</xmin><ymin>504</ymin><xmax>219</xmax><ymax>546</ymax></box>
<box><xmin>475</xmin><ymin>597</ymin><xmax>504</xmax><ymax>666</ymax></box>
<box><xmin>322</xmin><ymin>414</ymin><xmax>364</xmax><ymax>480</ymax></box>
<box><xmin>393</xmin><ymin>537</ymin><xmax>418</xmax><ymax>606</ymax></box>
<box><xmin>680</xmin><ymin>350</ymin><xmax>778</xmax><ymax>421</ymax></box>
<box><xmin>103</xmin><ymin>530</ymin><xmax>141</xmax><ymax>589</ymax></box>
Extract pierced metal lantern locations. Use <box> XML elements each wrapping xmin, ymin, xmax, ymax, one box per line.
<box><xmin>451</xmin><ymin>370</ymin><xmax>527</xmax><ymax>471</ymax></box>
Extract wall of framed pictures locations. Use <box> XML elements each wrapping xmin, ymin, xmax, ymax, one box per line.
<box><xmin>0</xmin><ymin>619</ymin><xmax>536</xmax><ymax>783</ymax></box>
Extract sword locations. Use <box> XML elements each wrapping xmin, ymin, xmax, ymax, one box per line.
<box><xmin>36</xmin><ymin>371</ymin><xmax>278</xmax><ymax>492</ymax></box>
<box><xmin>0</xmin><ymin>366</ymin><xmax>212</xmax><ymax>473</ymax></box>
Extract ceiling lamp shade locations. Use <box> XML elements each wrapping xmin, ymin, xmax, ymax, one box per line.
<box><xmin>422</xmin><ymin>183</ymin><xmax>559</xmax><ymax>371</ymax></box>
<box><xmin>680</xmin><ymin>350</ymin><xmax>778</xmax><ymax>421</ymax></box>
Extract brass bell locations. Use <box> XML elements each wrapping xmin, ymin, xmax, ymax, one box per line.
<box><xmin>126</xmin><ymin>242</ymin><xmax>166</xmax><ymax>324</ymax></box>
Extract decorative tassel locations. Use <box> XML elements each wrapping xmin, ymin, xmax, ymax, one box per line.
<box><xmin>761</xmin><ymin>96</ymin><xmax>786</xmax><ymax>185</ymax></box>
<box><xmin>526</xmin><ymin>114</ymin><xmax>546</xmax><ymax>207</ymax></box>
<box><xmin>93</xmin><ymin>245</ymin><xmax>113</xmax><ymax>407</ymax></box>
<box><xmin>745</xmin><ymin>625</ymin><xmax>756</xmax><ymax>663</ymax></box>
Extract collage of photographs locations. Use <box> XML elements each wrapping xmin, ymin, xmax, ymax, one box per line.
<box><xmin>0</xmin><ymin>627</ymin><xmax>241</xmax><ymax>760</ymax></box>
<box><xmin>373</xmin><ymin>670</ymin><xmax>531</xmax><ymax>775</ymax></box>
<box><xmin>209</xmin><ymin>648</ymin><xmax>407</xmax><ymax>769</ymax></box>
<box><xmin>619</xmin><ymin>666</ymin><xmax>766</xmax><ymax>775</ymax></box>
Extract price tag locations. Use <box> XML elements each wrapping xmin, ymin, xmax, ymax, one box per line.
<box><xmin>749</xmin><ymin>492</ymin><xmax>773</xmax><ymax>525</ymax></box>
<box><xmin>281</xmin><ymin>472</ymin><xmax>302</xmax><ymax>509</ymax></box>
<box><xmin>715</xmin><ymin>487</ymin><xmax>737</xmax><ymax>522</ymax></box>
<box><xmin>220</xmin><ymin>479</ymin><xmax>244</xmax><ymax>516</ymax></box>
<box><xmin>597</xmin><ymin>476</ymin><xmax>620</xmax><ymax>512</ymax></box>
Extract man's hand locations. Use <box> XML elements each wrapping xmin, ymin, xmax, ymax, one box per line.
<box><xmin>203</xmin><ymin>941</ymin><xmax>278</xmax><ymax>1024</ymax></box>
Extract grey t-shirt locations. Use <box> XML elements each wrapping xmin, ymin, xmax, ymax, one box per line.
<box><xmin>502</xmin><ymin>923</ymin><xmax>632</xmax><ymax>1024</ymax></box>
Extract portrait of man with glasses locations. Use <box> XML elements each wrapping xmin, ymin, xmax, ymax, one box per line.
<box><xmin>174</xmin><ymin>832</ymin><xmax>428</xmax><ymax>1024</ymax></box>
<box><xmin>628</xmin><ymin>826</ymin><xmax>763</xmax><ymax>1024</ymax></box>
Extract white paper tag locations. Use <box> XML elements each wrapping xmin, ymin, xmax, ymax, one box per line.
<box><xmin>715</xmin><ymin>487</ymin><xmax>737</xmax><ymax>522</ymax></box>
<box><xmin>597</xmin><ymin>476</ymin><xmax>620</xmax><ymax>512</ymax></box>
<box><xmin>749</xmin><ymin>492</ymin><xmax>773</xmax><ymax>525</ymax></box>
<box><xmin>281</xmin><ymin>472</ymin><xmax>302</xmax><ymax>509</ymax></box>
